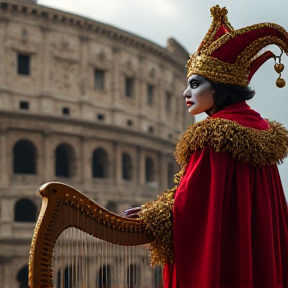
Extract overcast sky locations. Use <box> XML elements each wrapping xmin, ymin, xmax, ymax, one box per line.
<box><xmin>38</xmin><ymin>0</ymin><xmax>288</xmax><ymax>197</ymax></box>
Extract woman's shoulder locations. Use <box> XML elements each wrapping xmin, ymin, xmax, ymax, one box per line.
<box><xmin>175</xmin><ymin>117</ymin><xmax>288</xmax><ymax>168</ymax></box>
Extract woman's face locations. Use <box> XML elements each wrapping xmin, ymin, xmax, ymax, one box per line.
<box><xmin>183</xmin><ymin>75</ymin><xmax>214</xmax><ymax>115</ymax></box>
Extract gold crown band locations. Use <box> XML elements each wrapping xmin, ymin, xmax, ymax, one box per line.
<box><xmin>187</xmin><ymin>54</ymin><xmax>249</xmax><ymax>87</ymax></box>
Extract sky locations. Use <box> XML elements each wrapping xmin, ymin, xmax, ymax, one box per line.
<box><xmin>37</xmin><ymin>0</ymin><xmax>288</xmax><ymax>197</ymax></box>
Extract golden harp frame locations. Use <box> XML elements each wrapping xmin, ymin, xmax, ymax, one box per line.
<box><xmin>28</xmin><ymin>182</ymin><xmax>154</xmax><ymax>288</ymax></box>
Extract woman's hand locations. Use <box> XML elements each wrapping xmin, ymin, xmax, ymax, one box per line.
<box><xmin>124</xmin><ymin>207</ymin><xmax>141</xmax><ymax>218</ymax></box>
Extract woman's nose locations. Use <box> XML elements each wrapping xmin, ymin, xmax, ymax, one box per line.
<box><xmin>183</xmin><ymin>87</ymin><xmax>191</xmax><ymax>98</ymax></box>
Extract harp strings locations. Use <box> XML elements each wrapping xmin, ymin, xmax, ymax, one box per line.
<box><xmin>53</xmin><ymin>214</ymin><xmax>163</xmax><ymax>288</ymax></box>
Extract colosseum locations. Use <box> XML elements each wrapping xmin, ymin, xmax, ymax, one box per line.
<box><xmin>0</xmin><ymin>0</ymin><xmax>192</xmax><ymax>287</ymax></box>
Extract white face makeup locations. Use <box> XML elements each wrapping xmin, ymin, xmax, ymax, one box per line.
<box><xmin>183</xmin><ymin>75</ymin><xmax>214</xmax><ymax>115</ymax></box>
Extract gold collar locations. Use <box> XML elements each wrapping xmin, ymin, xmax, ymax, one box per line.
<box><xmin>175</xmin><ymin>118</ymin><xmax>288</xmax><ymax>167</ymax></box>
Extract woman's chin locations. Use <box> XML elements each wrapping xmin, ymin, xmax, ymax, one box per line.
<box><xmin>188</xmin><ymin>108</ymin><xmax>201</xmax><ymax>116</ymax></box>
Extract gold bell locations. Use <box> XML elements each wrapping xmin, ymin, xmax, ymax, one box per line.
<box><xmin>274</xmin><ymin>63</ymin><xmax>284</xmax><ymax>73</ymax></box>
<box><xmin>276</xmin><ymin>77</ymin><xmax>286</xmax><ymax>88</ymax></box>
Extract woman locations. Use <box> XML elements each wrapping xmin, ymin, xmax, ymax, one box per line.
<box><xmin>126</xmin><ymin>5</ymin><xmax>288</xmax><ymax>288</ymax></box>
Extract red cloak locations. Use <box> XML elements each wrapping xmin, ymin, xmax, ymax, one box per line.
<box><xmin>164</xmin><ymin>102</ymin><xmax>288</xmax><ymax>288</ymax></box>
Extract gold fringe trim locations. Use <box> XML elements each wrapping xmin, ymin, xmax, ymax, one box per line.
<box><xmin>139</xmin><ymin>170</ymin><xmax>183</xmax><ymax>266</ymax></box>
<box><xmin>176</xmin><ymin>118</ymin><xmax>288</xmax><ymax>168</ymax></box>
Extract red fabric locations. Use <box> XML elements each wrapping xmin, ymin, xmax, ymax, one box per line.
<box><xmin>248</xmin><ymin>51</ymin><xmax>275</xmax><ymax>83</ymax></box>
<box><xmin>213</xmin><ymin>24</ymin><xmax>231</xmax><ymax>41</ymax></box>
<box><xmin>164</xmin><ymin>102</ymin><xmax>288</xmax><ymax>288</ymax></box>
<box><xmin>210</xmin><ymin>27</ymin><xmax>288</xmax><ymax>64</ymax></box>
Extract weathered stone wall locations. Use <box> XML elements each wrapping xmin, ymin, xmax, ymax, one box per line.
<box><xmin>0</xmin><ymin>0</ymin><xmax>193</xmax><ymax>287</ymax></box>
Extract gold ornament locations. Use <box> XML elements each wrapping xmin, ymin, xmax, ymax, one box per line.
<box><xmin>276</xmin><ymin>77</ymin><xmax>286</xmax><ymax>88</ymax></box>
<box><xmin>274</xmin><ymin>63</ymin><xmax>284</xmax><ymax>73</ymax></box>
<box><xmin>274</xmin><ymin>50</ymin><xmax>286</xmax><ymax>87</ymax></box>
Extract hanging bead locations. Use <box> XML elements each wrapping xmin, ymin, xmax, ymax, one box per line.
<box><xmin>274</xmin><ymin>63</ymin><xmax>284</xmax><ymax>73</ymax></box>
<box><xmin>276</xmin><ymin>77</ymin><xmax>286</xmax><ymax>88</ymax></box>
<box><xmin>274</xmin><ymin>50</ymin><xmax>285</xmax><ymax>88</ymax></box>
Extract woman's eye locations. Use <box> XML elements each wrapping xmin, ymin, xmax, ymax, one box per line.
<box><xmin>189</xmin><ymin>80</ymin><xmax>199</xmax><ymax>89</ymax></box>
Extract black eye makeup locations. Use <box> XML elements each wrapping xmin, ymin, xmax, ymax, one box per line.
<box><xmin>188</xmin><ymin>75</ymin><xmax>206</xmax><ymax>89</ymax></box>
<box><xmin>189</xmin><ymin>80</ymin><xmax>200</xmax><ymax>89</ymax></box>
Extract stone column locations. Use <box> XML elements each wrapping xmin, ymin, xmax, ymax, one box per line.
<box><xmin>111</xmin><ymin>47</ymin><xmax>121</xmax><ymax>124</ymax></box>
<box><xmin>158</xmin><ymin>152</ymin><xmax>167</xmax><ymax>191</ymax></box>
<box><xmin>138</xmin><ymin>147</ymin><xmax>145</xmax><ymax>186</ymax></box>
<box><xmin>113</xmin><ymin>141</ymin><xmax>122</xmax><ymax>186</ymax></box>
<box><xmin>1</xmin><ymin>197</ymin><xmax>12</xmax><ymax>236</ymax></box>
<box><xmin>137</xmin><ymin>56</ymin><xmax>146</xmax><ymax>111</ymax></box>
<box><xmin>43</xmin><ymin>131</ymin><xmax>53</xmax><ymax>182</ymax></box>
<box><xmin>2</xmin><ymin>257</ymin><xmax>13</xmax><ymax>288</ymax></box>
<box><xmin>0</xmin><ymin>129</ymin><xmax>8</xmax><ymax>187</ymax></box>
<box><xmin>81</xmin><ymin>136</ymin><xmax>91</xmax><ymax>186</ymax></box>
<box><xmin>79</xmin><ymin>35</ymin><xmax>89</xmax><ymax>100</ymax></box>
<box><xmin>40</xmin><ymin>26</ymin><xmax>52</xmax><ymax>93</ymax></box>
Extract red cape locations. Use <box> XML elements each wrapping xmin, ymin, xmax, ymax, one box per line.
<box><xmin>164</xmin><ymin>102</ymin><xmax>288</xmax><ymax>288</ymax></box>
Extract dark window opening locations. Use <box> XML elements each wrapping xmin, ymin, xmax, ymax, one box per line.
<box><xmin>62</xmin><ymin>107</ymin><xmax>70</xmax><ymax>115</ymax></box>
<box><xmin>56</xmin><ymin>266</ymin><xmax>80</xmax><ymax>288</ymax></box>
<box><xmin>17</xmin><ymin>54</ymin><xmax>30</xmax><ymax>75</ymax></box>
<box><xmin>20</xmin><ymin>101</ymin><xmax>29</xmax><ymax>110</ymax></box>
<box><xmin>13</xmin><ymin>140</ymin><xmax>36</xmax><ymax>174</ymax></box>
<box><xmin>127</xmin><ymin>119</ymin><xmax>133</xmax><ymax>126</ymax></box>
<box><xmin>126</xmin><ymin>264</ymin><xmax>140</xmax><ymax>288</ymax></box>
<box><xmin>125</xmin><ymin>77</ymin><xmax>134</xmax><ymax>98</ymax></box>
<box><xmin>122</xmin><ymin>153</ymin><xmax>132</xmax><ymax>180</ymax></box>
<box><xmin>145</xmin><ymin>157</ymin><xmax>155</xmax><ymax>182</ymax></box>
<box><xmin>166</xmin><ymin>92</ymin><xmax>172</xmax><ymax>113</ymax></box>
<box><xmin>92</xmin><ymin>148</ymin><xmax>108</xmax><ymax>178</ymax></box>
<box><xmin>95</xmin><ymin>70</ymin><xmax>105</xmax><ymax>91</ymax></box>
<box><xmin>55</xmin><ymin>144</ymin><xmax>75</xmax><ymax>178</ymax></box>
<box><xmin>14</xmin><ymin>198</ymin><xmax>37</xmax><ymax>222</ymax></box>
<box><xmin>22</xmin><ymin>29</ymin><xmax>27</xmax><ymax>37</ymax></box>
<box><xmin>147</xmin><ymin>84</ymin><xmax>154</xmax><ymax>106</ymax></box>
<box><xmin>16</xmin><ymin>265</ymin><xmax>29</xmax><ymax>288</ymax></box>
<box><xmin>97</xmin><ymin>114</ymin><xmax>105</xmax><ymax>121</ymax></box>
<box><xmin>148</xmin><ymin>126</ymin><xmax>154</xmax><ymax>133</ymax></box>
<box><xmin>97</xmin><ymin>265</ymin><xmax>111</xmax><ymax>288</ymax></box>
<box><xmin>154</xmin><ymin>265</ymin><xmax>163</xmax><ymax>288</ymax></box>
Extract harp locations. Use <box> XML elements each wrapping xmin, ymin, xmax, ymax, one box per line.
<box><xmin>28</xmin><ymin>182</ymin><xmax>160</xmax><ymax>288</ymax></box>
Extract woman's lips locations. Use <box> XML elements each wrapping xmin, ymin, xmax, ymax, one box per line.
<box><xmin>186</xmin><ymin>101</ymin><xmax>194</xmax><ymax>107</ymax></box>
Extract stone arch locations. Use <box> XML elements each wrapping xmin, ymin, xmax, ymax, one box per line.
<box><xmin>145</xmin><ymin>157</ymin><xmax>155</xmax><ymax>182</ymax></box>
<box><xmin>16</xmin><ymin>264</ymin><xmax>28</xmax><ymax>288</ymax></box>
<box><xmin>154</xmin><ymin>265</ymin><xmax>163</xmax><ymax>288</ymax></box>
<box><xmin>167</xmin><ymin>162</ymin><xmax>175</xmax><ymax>188</ymax></box>
<box><xmin>126</xmin><ymin>263</ymin><xmax>140</xmax><ymax>288</ymax></box>
<box><xmin>56</xmin><ymin>266</ymin><xmax>76</xmax><ymax>288</ymax></box>
<box><xmin>55</xmin><ymin>143</ymin><xmax>76</xmax><ymax>178</ymax></box>
<box><xmin>97</xmin><ymin>264</ymin><xmax>111</xmax><ymax>288</ymax></box>
<box><xmin>14</xmin><ymin>198</ymin><xmax>37</xmax><ymax>222</ymax></box>
<box><xmin>92</xmin><ymin>148</ymin><xmax>109</xmax><ymax>178</ymax></box>
<box><xmin>122</xmin><ymin>153</ymin><xmax>132</xmax><ymax>180</ymax></box>
<box><xmin>13</xmin><ymin>139</ymin><xmax>37</xmax><ymax>174</ymax></box>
